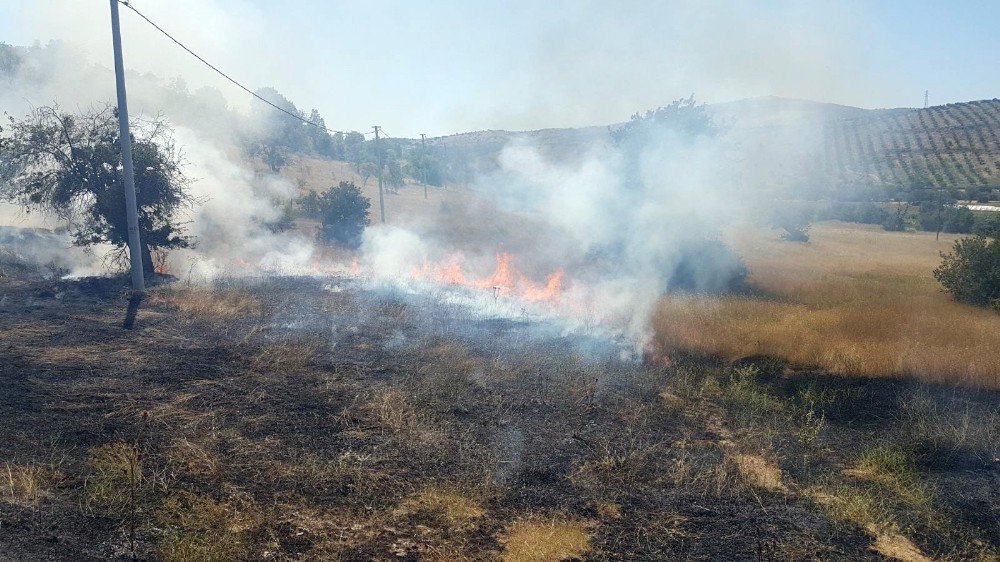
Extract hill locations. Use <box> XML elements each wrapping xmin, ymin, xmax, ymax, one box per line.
<box><xmin>424</xmin><ymin>97</ymin><xmax>1000</xmax><ymax>197</ymax></box>
<box><xmin>820</xmin><ymin>99</ymin><xmax>1000</xmax><ymax>192</ymax></box>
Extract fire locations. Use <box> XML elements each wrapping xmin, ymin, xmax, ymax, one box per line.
<box><xmin>411</xmin><ymin>251</ymin><xmax>566</xmax><ymax>304</ymax></box>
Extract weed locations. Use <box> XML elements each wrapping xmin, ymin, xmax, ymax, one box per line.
<box><xmin>394</xmin><ymin>485</ymin><xmax>486</xmax><ymax>530</ymax></box>
<box><xmin>2</xmin><ymin>460</ymin><xmax>63</xmax><ymax>508</ymax></box>
<box><xmin>722</xmin><ymin>365</ymin><xmax>784</xmax><ymax>428</ymax></box>
<box><xmin>501</xmin><ymin>518</ymin><xmax>592</xmax><ymax>562</ymax></box>
<box><xmin>83</xmin><ymin>442</ymin><xmax>146</xmax><ymax>554</ymax></box>
<box><xmin>156</xmin><ymin>492</ymin><xmax>249</xmax><ymax>562</ymax></box>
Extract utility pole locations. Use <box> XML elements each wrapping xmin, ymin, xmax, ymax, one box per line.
<box><xmin>373</xmin><ymin>125</ymin><xmax>385</xmax><ymax>223</ymax></box>
<box><xmin>924</xmin><ymin>90</ymin><xmax>929</xmax><ymax>109</ymax></box>
<box><xmin>110</xmin><ymin>0</ymin><xmax>145</xmax><ymax>292</ymax></box>
<box><xmin>420</xmin><ymin>133</ymin><xmax>427</xmax><ymax>199</ymax></box>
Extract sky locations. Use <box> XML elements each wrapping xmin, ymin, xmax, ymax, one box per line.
<box><xmin>1</xmin><ymin>0</ymin><xmax>998</xmax><ymax>137</ymax></box>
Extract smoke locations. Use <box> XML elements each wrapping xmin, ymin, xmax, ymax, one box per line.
<box><xmin>0</xmin><ymin>4</ymin><xmax>866</xmax><ymax>346</ymax></box>
<box><xmin>358</xmin><ymin>109</ymin><xmax>759</xmax><ymax>345</ymax></box>
<box><xmin>0</xmin><ymin>41</ymin><xmax>316</xmax><ymax>279</ymax></box>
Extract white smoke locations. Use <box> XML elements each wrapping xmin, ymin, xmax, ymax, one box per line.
<box><xmin>0</xmin><ymin>42</ymin><xmax>316</xmax><ymax>279</ymax></box>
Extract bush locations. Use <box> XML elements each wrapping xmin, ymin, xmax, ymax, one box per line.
<box><xmin>667</xmin><ymin>239</ymin><xmax>748</xmax><ymax>294</ymax></box>
<box><xmin>933</xmin><ymin>235</ymin><xmax>1000</xmax><ymax>307</ymax></box>
<box><xmin>882</xmin><ymin>206</ymin><xmax>909</xmax><ymax>232</ymax></box>
<box><xmin>308</xmin><ymin>181</ymin><xmax>370</xmax><ymax>248</ymax></box>
<box><xmin>772</xmin><ymin>205</ymin><xmax>812</xmax><ymax>242</ymax></box>
<box><xmin>918</xmin><ymin>203</ymin><xmax>975</xmax><ymax>234</ymax></box>
<box><xmin>823</xmin><ymin>202</ymin><xmax>890</xmax><ymax>226</ymax></box>
<box><xmin>973</xmin><ymin>213</ymin><xmax>1000</xmax><ymax>238</ymax></box>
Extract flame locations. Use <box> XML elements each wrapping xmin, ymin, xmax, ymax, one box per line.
<box><xmin>410</xmin><ymin>251</ymin><xmax>566</xmax><ymax>305</ymax></box>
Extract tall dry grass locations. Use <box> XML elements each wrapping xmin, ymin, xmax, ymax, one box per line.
<box><xmin>653</xmin><ymin>223</ymin><xmax>1000</xmax><ymax>388</ymax></box>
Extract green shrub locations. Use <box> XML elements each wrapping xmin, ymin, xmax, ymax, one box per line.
<box><xmin>918</xmin><ymin>203</ymin><xmax>974</xmax><ymax>233</ymax></box>
<box><xmin>312</xmin><ymin>181</ymin><xmax>371</xmax><ymax>248</ymax></box>
<box><xmin>933</xmin><ymin>235</ymin><xmax>1000</xmax><ymax>306</ymax></box>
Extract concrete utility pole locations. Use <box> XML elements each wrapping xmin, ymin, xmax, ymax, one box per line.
<box><xmin>110</xmin><ymin>0</ymin><xmax>145</xmax><ymax>292</ymax></box>
<box><xmin>421</xmin><ymin>133</ymin><xmax>427</xmax><ymax>199</ymax></box>
<box><xmin>373</xmin><ymin>125</ymin><xmax>386</xmax><ymax>223</ymax></box>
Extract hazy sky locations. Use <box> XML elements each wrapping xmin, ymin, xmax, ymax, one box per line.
<box><xmin>1</xmin><ymin>0</ymin><xmax>998</xmax><ymax>137</ymax></box>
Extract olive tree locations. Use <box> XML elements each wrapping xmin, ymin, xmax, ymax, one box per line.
<box><xmin>0</xmin><ymin>105</ymin><xmax>191</xmax><ymax>276</ymax></box>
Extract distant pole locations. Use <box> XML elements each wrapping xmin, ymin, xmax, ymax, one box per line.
<box><xmin>421</xmin><ymin>133</ymin><xmax>427</xmax><ymax>199</ymax></box>
<box><xmin>110</xmin><ymin>0</ymin><xmax>145</xmax><ymax>292</ymax></box>
<box><xmin>374</xmin><ymin>125</ymin><xmax>385</xmax><ymax>223</ymax></box>
<box><xmin>924</xmin><ymin>90</ymin><xmax>929</xmax><ymax>109</ymax></box>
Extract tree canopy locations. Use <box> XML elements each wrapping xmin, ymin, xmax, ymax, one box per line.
<box><xmin>0</xmin><ymin>105</ymin><xmax>191</xmax><ymax>276</ymax></box>
<box><xmin>308</xmin><ymin>181</ymin><xmax>370</xmax><ymax>248</ymax></box>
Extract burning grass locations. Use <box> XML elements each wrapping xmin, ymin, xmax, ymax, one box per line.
<box><xmin>654</xmin><ymin>222</ymin><xmax>1000</xmax><ymax>388</ymax></box>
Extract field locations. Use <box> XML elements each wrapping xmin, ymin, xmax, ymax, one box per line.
<box><xmin>1</xmin><ymin>267</ymin><xmax>998</xmax><ymax>560</ymax></box>
<box><xmin>654</xmin><ymin>222</ymin><xmax>1000</xmax><ymax>388</ymax></box>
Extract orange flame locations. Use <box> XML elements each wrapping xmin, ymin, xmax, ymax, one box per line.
<box><xmin>410</xmin><ymin>252</ymin><xmax>566</xmax><ymax>305</ymax></box>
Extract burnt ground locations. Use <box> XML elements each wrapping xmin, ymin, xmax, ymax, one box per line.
<box><xmin>0</xmin><ymin>274</ymin><xmax>997</xmax><ymax>561</ymax></box>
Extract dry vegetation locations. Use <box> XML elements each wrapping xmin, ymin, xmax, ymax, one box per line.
<box><xmin>0</xmin><ymin>272</ymin><xmax>996</xmax><ymax>560</ymax></box>
<box><xmin>655</xmin><ymin>222</ymin><xmax>1000</xmax><ymax>388</ymax></box>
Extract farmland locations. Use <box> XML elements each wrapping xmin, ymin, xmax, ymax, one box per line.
<box><xmin>820</xmin><ymin>100</ymin><xmax>1000</xmax><ymax>191</ymax></box>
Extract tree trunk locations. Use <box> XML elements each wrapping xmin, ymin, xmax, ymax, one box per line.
<box><xmin>140</xmin><ymin>243</ymin><xmax>155</xmax><ymax>281</ymax></box>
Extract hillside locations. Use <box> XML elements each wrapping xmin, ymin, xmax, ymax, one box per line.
<box><xmin>425</xmin><ymin>97</ymin><xmax>1000</xmax><ymax>196</ymax></box>
<box><xmin>821</xmin><ymin>99</ymin><xmax>1000</xmax><ymax>191</ymax></box>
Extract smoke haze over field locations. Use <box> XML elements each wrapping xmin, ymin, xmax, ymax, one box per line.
<box><xmin>0</xmin><ymin>15</ymin><xmax>837</xmax><ymax>344</ymax></box>
<box><xmin>2</xmin><ymin>1</ymin><xmax>998</xmax><ymax>345</ymax></box>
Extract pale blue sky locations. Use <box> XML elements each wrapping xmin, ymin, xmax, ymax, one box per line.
<box><xmin>1</xmin><ymin>0</ymin><xmax>998</xmax><ymax>136</ymax></box>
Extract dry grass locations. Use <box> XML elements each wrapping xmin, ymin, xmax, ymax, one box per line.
<box><xmin>149</xmin><ymin>286</ymin><xmax>265</xmax><ymax>323</ymax></box>
<box><xmin>2</xmin><ymin>460</ymin><xmax>63</xmax><ymax>507</ymax></box>
<box><xmin>155</xmin><ymin>492</ymin><xmax>250</xmax><ymax>562</ymax></box>
<box><xmin>501</xmin><ymin>518</ymin><xmax>592</xmax><ymax>562</ymax></box>
<box><xmin>732</xmin><ymin>453</ymin><xmax>787</xmax><ymax>493</ymax></box>
<box><xmin>654</xmin><ymin>222</ymin><xmax>1000</xmax><ymax>388</ymax></box>
<box><xmin>394</xmin><ymin>485</ymin><xmax>486</xmax><ymax>530</ymax></box>
<box><xmin>247</xmin><ymin>340</ymin><xmax>321</xmax><ymax>372</ymax></box>
<box><xmin>82</xmin><ymin>442</ymin><xmax>144</xmax><ymax>518</ymax></box>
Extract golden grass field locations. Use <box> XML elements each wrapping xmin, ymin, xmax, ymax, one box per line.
<box><xmin>654</xmin><ymin>222</ymin><xmax>1000</xmax><ymax>389</ymax></box>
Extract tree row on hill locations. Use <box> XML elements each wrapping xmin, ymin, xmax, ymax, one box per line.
<box><xmin>821</xmin><ymin>101</ymin><xmax>1000</xmax><ymax>198</ymax></box>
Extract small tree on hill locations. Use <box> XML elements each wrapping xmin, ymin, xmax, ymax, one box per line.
<box><xmin>0</xmin><ymin>105</ymin><xmax>191</xmax><ymax>276</ymax></box>
<box><xmin>312</xmin><ymin>181</ymin><xmax>370</xmax><ymax>248</ymax></box>
<box><xmin>933</xmin><ymin>235</ymin><xmax>1000</xmax><ymax>309</ymax></box>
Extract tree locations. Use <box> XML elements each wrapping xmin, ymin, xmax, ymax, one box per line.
<box><xmin>0</xmin><ymin>105</ymin><xmax>191</xmax><ymax>277</ymax></box>
<box><xmin>344</xmin><ymin>131</ymin><xmax>366</xmax><ymax>171</ymax></box>
<box><xmin>252</xmin><ymin>87</ymin><xmax>311</xmax><ymax>154</ymax></box>
<box><xmin>311</xmin><ymin>181</ymin><xmax>370</xmax><ymax>248</ymax></box>
<box><xmin>933</xmin><ymin>235</ymin><xmax>1000</xmax><ymax>308</ymax></box>
<box><xmin>973</xmin><ymin>212</ymin><xmax>1000</xmax><ymax>238</ymax></box>
<box><xmin>772</xmin><ymin>204</ymin><xmax>812</xmax><ymax>242</ymax></box>
<box><xmin>250</xmin><ymin>143</ymin><xmax>289</xmax><ymax>173</ymax></box>
<box><xmin>918</xmin><ymin>202</ymin><xmax>974</xmax><ymax>234</ymax></box>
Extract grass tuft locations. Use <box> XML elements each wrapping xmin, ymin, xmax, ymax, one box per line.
<box><xmin>156</xmin><ymin>492</ymin><xmax>249</xmax><ymax>562</ymax></box>
<box><xmin>501</xmin><ymin>518</ymin><xmax>592</xmax><ymax>562</ymax></box>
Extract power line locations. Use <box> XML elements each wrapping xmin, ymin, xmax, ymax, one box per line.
<box><xmin>117</xmin><ymin>0</ymin><xmax>370</xmax><ymax>137</ymax></box>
